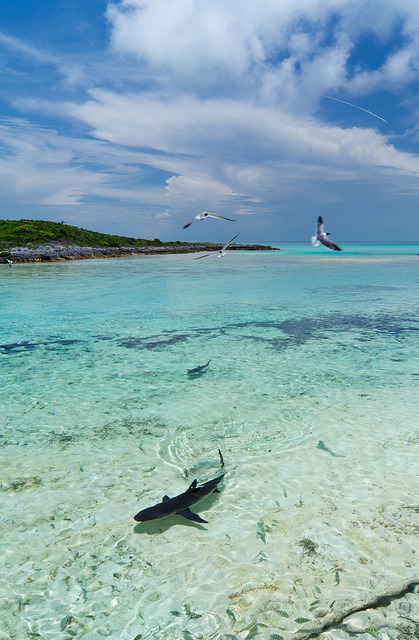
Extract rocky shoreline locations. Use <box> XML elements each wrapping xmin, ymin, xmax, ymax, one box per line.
<box><xmin>1</xmin><ymin>242</ymin><xmax>279</xmax><ymax>263</ymax></box>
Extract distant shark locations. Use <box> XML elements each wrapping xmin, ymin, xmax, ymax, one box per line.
<box><xmin>187</xmin><ymin>359</ymin><xmax>212</xmax><ymax>375</ymax></box>
<box><xmin>134</xmin><ymin>450</ymin><xmax>225</xmax><ymax>524</ymax></box>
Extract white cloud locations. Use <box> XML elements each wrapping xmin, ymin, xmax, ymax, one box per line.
<box><xmin>72</xmin><ymin>90</ymin><xmax>419</xmax><ymax>175</ymax></box>
<box><xmin>9</xmin><ymin>81</ymin><xmax>419</xmax><ymax>218</ymax></box>
<box><xmin>165</xmin><ymin>174</ymin><xmax>235</xmax><ymax>206</ymax></box>
<box><xmin>0</xmin><ymin>118</ymin><xmax>163</xmax><ymax>207</ymax></box>
<box><xmin>106</xmin><ymin>0</ymin><xmax>419</xmax><ymax>102</ymax></box>
<box><xmin>0</xmin><ymin>156</ymin><xmax>98</xmax><ymax>206</ymax></box>
<box><xmin>2</xmin><ymin>0</ymin><xmax>419</xmax><ymax>238</ymax></box>
<box><xmin>0</xmin><ymin>31</ymin><xmax>87</xmax><ymax>89</ymax></box>
<box><xmin>0</xmin><ymin>32</ymin><xmax>59</xmax><ymax>65</ymax></box>
<box><xmin>107</xmin><ymin>0</ymin><xmax>267</xmax><ymax>75</ymax></box>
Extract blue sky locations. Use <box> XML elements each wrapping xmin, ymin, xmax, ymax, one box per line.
<box><xmin>1</xmin><ymin>0</ymin><xmax>419</xmax><ymax>242</ymax></box>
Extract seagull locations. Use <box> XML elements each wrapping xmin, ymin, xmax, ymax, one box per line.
<box><xmin>311</xmin><ymin>216</ymin><xmax>342</xmax><ymax>251</ymax></box>
<box><xmin>5</xmin><ymin>258</ymin><xmax>12</xmax><ymax>267</ymax></box>
<box><xmin>193</xmin><ymin>232</ymin><xmax>240</xmax><ymax>259</ymax></box>
<box><xmin>183</xmin><ymin>211</ymin><xmax>236</xmax><ymax>229</ymax></box>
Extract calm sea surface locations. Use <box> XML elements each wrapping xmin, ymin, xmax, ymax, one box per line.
<box><xmin>0</xmin><ymin>243</ymin><xmax>418</xmax><ymax>639</ymax></box>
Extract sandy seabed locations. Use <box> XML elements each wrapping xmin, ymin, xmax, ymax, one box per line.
<box><xmin>0</xmin><ymin>249</ymin><xmax>418</xmax><ymax>639</ymax></box>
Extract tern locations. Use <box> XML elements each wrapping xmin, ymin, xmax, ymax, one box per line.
<box><xmin>5</xmin><ymin>259</ymin><xmax>12</xmax><ymax>267</ymax></box>
<box><xmin>311</xmin><ymin>216</ymin><xmax>342</xmax><ymax>251</ymax></box>
<box><xmin>193</xmin><ymin>232</ymin><xmax>240</xmax><ymax>259</ymax></box>
<box><xmin>183</xmin><ymin>211</ymin><xmax>236</xmax><ymax>229</ymax></box>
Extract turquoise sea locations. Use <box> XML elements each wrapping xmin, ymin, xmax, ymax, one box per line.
<box><xmin>0</xmin><ymin>243</ymin><xmax>418</xmax><ymax>640</ymax></box>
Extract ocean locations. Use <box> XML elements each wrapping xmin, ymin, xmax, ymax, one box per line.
<box><xmin>0</xmin><ymin>243</ymin><xmax>418</xmax><ymax>640</ymax></box>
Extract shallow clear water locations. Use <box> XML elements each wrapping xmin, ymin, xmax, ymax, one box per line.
<box><xmin>0</xmin><ymin>244</ymin><xmax>418</xmax><ymax>640</ymax></box>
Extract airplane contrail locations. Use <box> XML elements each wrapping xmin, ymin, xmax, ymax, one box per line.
<box><xmin>324</xmin><ymin>95</ymin><xmax>388</xmax><ymax>123</ymax></box>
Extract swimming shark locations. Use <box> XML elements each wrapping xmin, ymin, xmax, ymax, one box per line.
<box><xmin>187</xmin><ymin>359</ymin><xmax>212</xmax><ymax>375</ymax></box>
<box><xmin>134</xmin><ymin>450</ymin><xmax>225</xmax><ymax>524</ymax></box>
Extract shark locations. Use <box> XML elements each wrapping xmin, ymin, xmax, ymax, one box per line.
<box><xmin>187</xmin><ymin>359</ymin><xmax>212</xmax><ymax>375</ymax></box>
<box><xmin>134</xmin><ymin>450</ymin><xmax>225</xmax><ymax>524</ymax></box>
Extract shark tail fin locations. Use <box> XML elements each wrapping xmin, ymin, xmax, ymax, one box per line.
<box><xmin>218</xmin><ymin>448</ymin><xmax>224</xmax><ymax>468</ymax></box>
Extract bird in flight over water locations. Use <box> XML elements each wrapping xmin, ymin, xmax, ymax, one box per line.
<box><xmin>311</xmin><ymin>216</ymin><xmax>342</xmax><ymax>251</ymax></box>
<box><xmin>193</xmin><ymin>232</ymin><xmax>240</xmax><ymax>259</ymax></box>
<box><xmin>183</xmin><ymin>211</ymin><xmax>236</xmax><ymax>229</ymax></box>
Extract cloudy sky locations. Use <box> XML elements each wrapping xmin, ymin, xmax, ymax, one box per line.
<box><xmin>1</xmin><ymin>0</ymin><xmax>419</xmax><ymax>242</ymax></box>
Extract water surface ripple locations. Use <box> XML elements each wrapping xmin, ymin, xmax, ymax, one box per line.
<box><xmin>0</xmin><ymin>245</ymin><xmax>418</xmax><ymax>639</ymax></box>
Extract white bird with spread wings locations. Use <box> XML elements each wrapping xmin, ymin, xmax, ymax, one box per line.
<box><xmin>311</xmin><ymin>216</ymin><xmax>342</xmax><ymax>251</ymax></box>
<box><xmin>193</xmin><ymin>232</ymin><xmax>240</xmax><ymax>259</ymax></box>
<box><xmin>183</xmin><ymin>211</ymin><xmax>236</xmax><ymax>229</ymax></box>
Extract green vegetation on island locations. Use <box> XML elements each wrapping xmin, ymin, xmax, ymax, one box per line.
<box><xmin>0</xmin><ymin>219</ymin><xmax>178</xmax><ymax>250</ymax></box>
<box><xmin>0</xmin><ymin>218</ymin><xmax>277</xmax><ymax>262</ymax></box>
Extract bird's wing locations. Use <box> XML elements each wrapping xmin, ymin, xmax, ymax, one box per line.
<box><xmin>319</xmin><ymin>237</ymin><xmax>342</xmax><ymax>251</ymax></box>
<box><xmin>208</xmin><ymin>213</ymin><xmax>237</xmax><ymax>222</ymax></box>
<box><xmin>311</xmin><ymin>236</ymin><xmax>320</xmax><ymax>247</ymax></box>
<box><xmin>183</xmin><ymin>216</ymin><xmax>196</xmax><ymax>229</ymax></box>
<box><xmin>317</xmin><ymin>216</ymin><xmax>325</xmax><ymax>237</ymax></box>
<box><xmin>222</xmin><ymin>232</ymin><xmax>240</xmax><ymax>251</ymax></box>
<box><xmin>192</xmin><ymin>252</ymin><xmax>216</xmax><ymax>260</ymax></box>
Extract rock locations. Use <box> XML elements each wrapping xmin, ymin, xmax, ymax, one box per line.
<box><xmin>5</xmin><ymin>243</ymin><xmax>279</xmax><ymax>263</ymax></box>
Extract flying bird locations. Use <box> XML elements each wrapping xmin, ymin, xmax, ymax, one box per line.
<box><xmin>183</xmin><ymin>211</ymin><xmax>236</xmax><ymax>229</ymax></box>
<box><xmin>193</xmin><ymin>232</ymin><xmax>240</xmax><ymax>259</ymax></box>
<box><xmin>311</xmin><ymin>216</ymin><xmax>342</xmax><ymax>251</ymax></box>
<box><xmin>5</xmin><ymin>259</ymin><xmax>12</xmax><ymax>267</ymax></box>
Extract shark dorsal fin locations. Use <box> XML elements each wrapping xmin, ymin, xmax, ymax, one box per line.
<box><xmin>187</xmin><ymin>479</ymin><xmax>198</xmax><ymax>492</ymax></box>
<box><xmin>162</xmin><ymin>495</ymin><xmax>170</xmax><ymax>502</ymax></box>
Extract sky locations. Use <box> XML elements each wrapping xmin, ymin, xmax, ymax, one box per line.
<box><xmin>1</xmin><ymin>0</ymin><xmax>419</xmax><ymax>242</ymax></box>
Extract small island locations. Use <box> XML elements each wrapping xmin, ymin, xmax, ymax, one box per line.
<box><xmin>0</xmin><ymin>219</ymin><xmax>278</xmax><ymax>263</ymax></box>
